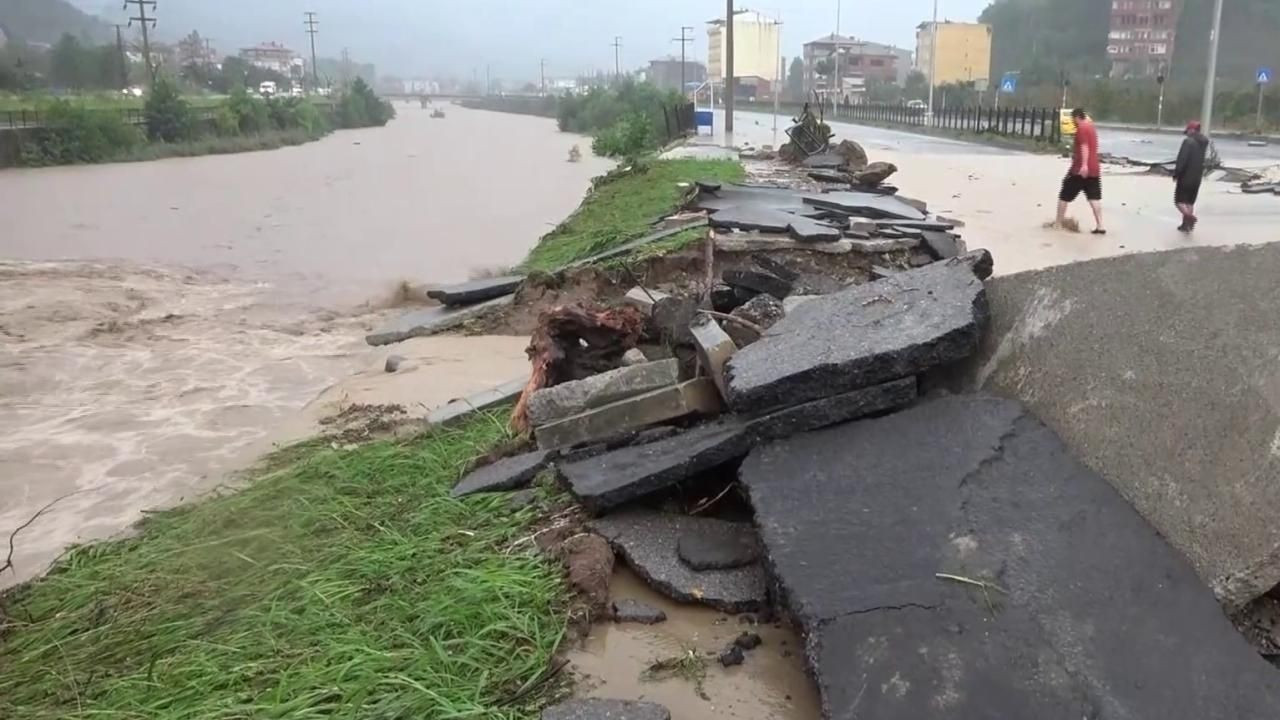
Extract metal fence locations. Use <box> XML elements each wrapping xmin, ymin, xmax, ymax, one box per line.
<box><xmin>660</xmin><ymin>102</ymin><xmax>696</xmax><ymax>142</ymax></box>
<box><xmin>831</xmin><ymin>102</ymin><xmax>1062</xmax><ymax>143</ymax></box>
<box><xmin>1</xmin><ymin>107</ymin><xmax>222</xmax><ymax>130</ymax></box>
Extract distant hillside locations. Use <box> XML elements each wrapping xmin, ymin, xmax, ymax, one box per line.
<box><xmin>0</xmin><ymin>0</ymin><xmax>111</xmax><ymax>46</ymax></box>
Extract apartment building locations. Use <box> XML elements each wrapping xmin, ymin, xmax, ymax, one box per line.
<box><xmin>1107</xmin><ymin>0</ymin><xmax>1181</xmax><ymax>78</ymax></box>
<box><xmin>915</xmin><ymin>21</ymin><xmax>992</xmax><ymax>86</ymax></box>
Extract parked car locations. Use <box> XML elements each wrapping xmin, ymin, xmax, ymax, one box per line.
<box><xmin>290</xmin><ymin>85</ymin><xmax>304</xmax><ymax>98</ymax></box>
<box><xmin>258</xmin><ymin>81</ymin><xmax>278</xmax><ymax>97</ymax></box>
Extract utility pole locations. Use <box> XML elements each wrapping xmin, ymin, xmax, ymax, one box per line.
<box><xmin>204</xmin><ymin>37</ymin><xmax>214</xmax><ymax>64</ymax></box>
<box><xmin>1200</xmin><ymin>0</ymin><xmax>1225</xmax><ymax>135</ymax></box>
<box><xmin>341</xmin><ymin>47</ymin><xmax>351</xmax><ymax>85</ymax></box>
<box><xmin>612</xmin><ymin>36</ymin><xmax>623</xmax><ymax>83</ymax></box>
<box><xmin>541</xmin><ymin>58</ymin><xmax>547</xmax><ymax>95</ymax></box>
<box><xmin>123</xmin><ymin>0</ymin><xmax>156</xmax><ymax>85</ymax></box>
<box><xmin>485</xmin><ymin>64</ymin><xmax>491</xmax><ymax>95</ymax></box>
<box><xmin>304</xmin><ymin>12</ymin><xmax>320</xmax><ymax>89</ymax></box>
<box><xmin>725</xmin><ymin>0</ymin><xmax>735</xmax><ymax>139</ymax></box>
<box><xmin>833</xmin><ymin>0</ymin><xmax>842</xmax><ymax>114</ymax></box>
<box><xmin>673</xmin><ymin>26</ymin><xmax>694</xmax><ymax>94</ymax></box>
<box><xmin>926</xmin><ymin>0</ymin><xmax>939</xmax><ymax>127</ymax></box>
<box><xmin>113</xmin><ymin>24</ymin><xmax>128</xmax><ymax>89</ymax></box>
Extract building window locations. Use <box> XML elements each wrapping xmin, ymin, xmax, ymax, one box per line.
<box><xmin>870</xmin><ymin>58</ymin><xmax>884</xmax><ymax>67</ymax></box>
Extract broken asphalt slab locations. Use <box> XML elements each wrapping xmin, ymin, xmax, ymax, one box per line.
<box><xmin>366</xmin><ymin>295</ymin><xmax>514</xmax><ymax>346</ymax></box>
<box><xmin>677</xmin><ymin>521</ymin><xmax>761</xmax><ymax>570</ymax></box>
<box><xmin>589</xmin><ymin>510</ymin><xmax>767</xmax><ymax>612</ymax></box>
<box><xmin>557</xmin><ymin>379</ymin><xmax>917</xmax><ymax>513</ymax></box>
<box><xmin>426</xmin><ymin>275</ymin><xmax>524</xmax><ymax>306</ymax></box>
<box><xmin>802</xmin><ymin>191</ymin><xmax>926</xmax><ymax>221</ymax></box>
<box><xmin>722</xmin><ymin>269</ymin><xmax>792</xmax><ymax>299</ymax></box>
<box><xmin>542</xmin><ymin>698</ymin><xmax>670</xmax><ymax>720</ymax></box>
<box><xmin>740</xmin><ymin>394</ymin><xmax>1280</xmax><ymax>719</ymax></box>
<box><xmin>725</xmin><ymin>260</ymin><xmax>987</xmax><ymax>414</ymax></box>
<box><xmin>527</xmin><ymin>359</ymin><xmax>680</xmax><ymax>427</ymax></box>
<box><xmin>451</xmin><ymin>449</ymin><xmax>553</xmax><ymax>498</ymax></box>
<box><xmin>558</xmin><ymin>418</ymin><xmax>751</xmax><ymax>513</ymax></box>
<box><xmin>967</xmin><ymin>242</ymin><xmax>1280</xmax><ymax>608</ymax></box>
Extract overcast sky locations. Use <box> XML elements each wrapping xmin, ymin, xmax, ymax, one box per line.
<box><xmin>77</xmin><ymin>0</ymin><xmax>992</xmax><ymax>81</ymax></box>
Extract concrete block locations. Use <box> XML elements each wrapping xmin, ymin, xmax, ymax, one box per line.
<box><xmin>426</xmin><ymin>375</ymin><xmax>529</xmax><ymax>426</ymax></box>
<box><xmin>848</xmin><ymin>237</ymin><xmax>919</xmax><ymax>253</ymax></box>
<box><xmin>426</xmin><ymin>275</ymin><xmax>523</xmax><ymax>306</ymax></box>
<box><xmin>622</xmin><ymin>286</ymin><xmax>669</xmax><ymax>313</ymax></box>
<box><xmin>527</xmin><ymin>359</ymin><xmax>680</xmax><ymax>427</ymax></box>
<box><xmin>534</xmin><ymin>378</ymin><xmax>721</xmax><ymax>450</ymax></box>
<box><xmin>690</xmin><ymin>316</ymin><xmax>736</xmax><ymax>398</ymax></box>
<box><xmin>366</xmin><ymin>295</ymin><xmax>514</xmax><ymax>346</ymax></box>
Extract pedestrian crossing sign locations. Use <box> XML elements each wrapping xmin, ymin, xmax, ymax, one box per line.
<box><xmin>1259</xmin><ymin>67</ymin><xmax>1273</xmax><ymax>85</ymax></box>
<box><xmin>1000</xmin><ymin>73</ymin><xmax>1018</xmax><ymax>93</ymax></box>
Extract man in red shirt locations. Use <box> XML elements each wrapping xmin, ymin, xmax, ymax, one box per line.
<box><xmin>1055</xmin><ymin>107</ymin><xmax>1106</xmax><ymax>234</ymax></box>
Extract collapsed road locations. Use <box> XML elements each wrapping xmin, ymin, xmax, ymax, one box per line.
<box><xmin>369</xmin><ymin>131</ymin><xmax>1280</xmax><ymax>719</ymax></box>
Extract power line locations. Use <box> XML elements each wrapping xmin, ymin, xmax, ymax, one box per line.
<box><xmin>612</xmin><ymin>36</ymin><xmax>623</xmax><ymax>82</ymax></box>
<box><xmin>123</xmin><ymin>0</ymin><xmax>156</xmax><ymax>85</ymax></box>
<box><xmin>673</xmin><ymin>26</ymin><xmax>694</xmax><ymax>94</ymax></box>
<box><xmin>304</xmin><ymin>11</ymin><xmax>320</xmax><ymax>89</ymax></box>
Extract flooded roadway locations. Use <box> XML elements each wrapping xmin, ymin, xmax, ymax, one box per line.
<box><xmin>0</xmin><ymin>105</ymin><xmax>611</xmax><ymax>590</ymax></box>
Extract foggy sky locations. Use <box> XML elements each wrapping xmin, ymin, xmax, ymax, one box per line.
<box><xmin>76</xmin><ymin>0</ymin><xmax>992</xmax><ymax>82</ymax></box>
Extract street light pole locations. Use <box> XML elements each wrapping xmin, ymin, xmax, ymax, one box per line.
<box><xmin>927</xmin><ymin>0</ymin><xmax>939</xmax><ymax>127</ymax></box>
<box><xmin>1200</xmin><ymin>0</ymin><xmax>1225</xmax><ymax>135</ymax></box>
<box><xmin>725</xmin><ymin>0</ymin><xmax>735</xmax><ymax>140</ymax></box>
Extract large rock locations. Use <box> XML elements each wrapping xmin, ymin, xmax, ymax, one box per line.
<box><xmin>426</xmin><ymin>275</ymin><xmax>523</xmax><ymax>306</ymax></box>
<box><xmin>451</xmin><ymin>449</ymin><xmax>553</xmax><ymax>498</ymax></box>
<box><xmin>968</xmin><ymin>243</ymin><xmax>1280</xmax><ymax>608</ymax></box>
<box><xmin>831</xmin><ymin>139</ymin><xmax>868</xmax><ymax>170</ymax></box>
<box><xmin>725</xmin><ymin>261</ymin><xmax>987</xmax><ymax>414</ymax></box>
<box><xmin>851</xmin><ymin>161</ymin><xmax>897</xmax><ymax>187</ymax></box>
<box><xmin>542</xmin><ymin>699</ymin><xmax>670</xmax><ymax>720</ymax></box>
<box><xmin>558</xmin><ymin>418</ymin><xmax>752</xmax><ymax>513</ymax></box>
<box><xmin>527</xmin><ymin>359</ymin><xmax>681</xmax><ymax>427</ymax></box>
<box><xmin>740</xmin><ymin>394</ymin><xmax>1280</xmax><ymax>719</ymax></box>
<box><xmin>590</xmin><ymin>510</ymin><xmax>768</xmax><ymax>612</ymax></box>
<box><xmin>535</xmin><ymin>379</ymin><xmax>721</xmax><ymax>450</ymax></box>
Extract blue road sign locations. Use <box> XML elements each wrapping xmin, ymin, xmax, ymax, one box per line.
<box><xmin>1259</xmin><ymin>67</ymin><xmax>1273</xmax><ymax>85</ymax></box>
<box><xmin>1000</xmin><ymin>72</ymin><xmax>1018</xmax><ymax>94</ymax></box>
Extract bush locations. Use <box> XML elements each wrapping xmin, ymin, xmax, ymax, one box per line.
<box><xmin>144</xmin><ymin>76</ymin><xmax>194</xmax><ymax>143</ymax></box>
<box><xmin>211</xmin><ymin>105</ymin><xmax>239</xmax><ymax>137</ymax></box>
<box><xmin>591</xmin><ymin>112</ymin><xmax>654</xmax><ymax>158</ymax></box>
<box><xmin>336</xmin><ymin>77</ymin><xmax>395</xmax><ymax>128</ymax></box>
<box><xmin>266</xmin><ymin>96</ymin><xmax>329</xmax><ymax>135</ymax></box>
<box><xmin>227</xmin><ymin>86</ymin><xmax>270</xmax><ymax>134</ymax></box>
<box><xmin>19</xmin><ymin>101</ymin><xmax>145</xmax><ymax>165</ymax></box>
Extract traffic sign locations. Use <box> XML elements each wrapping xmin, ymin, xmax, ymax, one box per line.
<box><xmin>1000</xmin><ymin>72</ymin><xmax>1018</xmax><ymax>94</ymax></box>
<box><xmin>1259</xmin><ymin>67</ymin><xmax>1273</xmax><ymax>85</ymax></box>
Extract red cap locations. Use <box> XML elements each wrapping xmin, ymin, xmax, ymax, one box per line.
<box><xmin>1186</xmin><ymin>121</ymin><xmax>1202</xmax><ymax>132</ymax></box>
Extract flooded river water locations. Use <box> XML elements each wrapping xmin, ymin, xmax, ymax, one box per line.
<box><xmin>0</xmin><ymin>105</ymin><xmax>611</xmax><ymax>589</ymax></box>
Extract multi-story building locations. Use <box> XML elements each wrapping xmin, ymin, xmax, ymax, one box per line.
<box><xmin>803</xmin><ymin>34</ymin><xmax>906</xmax><ymax>99</ymax></box>
<box><xmin>647</xmin><ymin>58</ymin><xmax>708</xmax><ymax>93</ymax></box>
<box><xmin>915</xmin><ymin>21</ymin><xmax>992</xmax><ymax>86</ymax></box>
<box><xmin>707</xmin><ymin>10</ymin><xmax>781</xmax><ymax>98</ymax></box>
<box><xmin>240</xmin><ymin>42</ymin><xmax>301</xmax><ymax>77</ymax></box>
<box><xmin>1107</xmin><ymin>0</ymin><xmax>1181</xmax><ymax>78</ymax></box>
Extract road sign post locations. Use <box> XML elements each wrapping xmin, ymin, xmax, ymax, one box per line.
<box><xmin>1156</xmin><ymin>73</ymin><xmax>1166</xmax><ymax>128</ymax></box>
<box><xmin>1258</xmin><ymin>68</ymin><xmax>1272</xmax><ymax>132</ymax></box>
<box><xmin>995</xmin><ymin>72</ymin><xmax>1017</xmax><ymax>114</ymax></box>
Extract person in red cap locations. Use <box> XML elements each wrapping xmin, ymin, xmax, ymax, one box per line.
<box><xmin>1055</xmin><ymin>108</ymin><xmax>1106</xmax><ymax>234</ymax></box>
<box><xmin>1173</xmin><ymin>120</ymin><xmax>1209</xmax><ymax>232</ymax></box>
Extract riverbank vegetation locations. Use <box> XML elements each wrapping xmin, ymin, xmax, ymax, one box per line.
<box><xmin>521</xmin><ymin>157</ymin><xmax>745</xmax><ymax>272</ymax></box>
<box><xmin>0</xmin><ymin>410</ymin><xmax>567</xmax><ymax>719</ymax></box>
<box><xmin>14</xmin><ymin>76</ymin><xmax>394</xmax><ymax>167</ymax></box>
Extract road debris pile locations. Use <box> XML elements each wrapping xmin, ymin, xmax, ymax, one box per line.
<box><xmin>1242</xmin><ymin>164</ymin><xmax>1280</xmax><ymax>195</ymax></box>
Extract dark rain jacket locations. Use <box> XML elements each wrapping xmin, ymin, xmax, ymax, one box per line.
<box><xmin>1174</xmin><ymin>132</ymin><xmax>1210</xmax><ymax>184</ymax></box>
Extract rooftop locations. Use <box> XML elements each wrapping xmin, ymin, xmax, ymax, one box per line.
<box><xmin>803</xmin><ymin>34</ymin><xmax>905</xmax><ymax>56</ymax></box>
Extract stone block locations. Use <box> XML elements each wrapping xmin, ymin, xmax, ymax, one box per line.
<box><xmin>528</xmin><ymin>359</ymin><xmax>680</xmax><ymax>427</ymax></box>
<box><xmin>451</xmin><ymin>449</ymin><xmax>553</xmax><ymax>498</ymax></box>
<box><xmin>715</xmin><ymin>236</ymin><xmax>855</xmax><ymax>255</ymax></box>
<box><xmin>690</xmin><ymin>316</ymin><xmax>736</xmax><ymax>398</ymax></box>
<box><xmin>622</xmin><ymin>286</ymin><xmax>669</xmax><ymax>314</ymax></box>
<box><xmin>612</xmin><ymin>599</ymin><xmax>667</xmax><ymax>624</ymax></box>
<box><xmin>534</xmin><ymin>378</ymin><xmax>721</xmax><ymax>450</ymax></box>
<box><xmin>848</xmin><ymin>237</ymin><xmax>918</xmax><ymax>253</ymax></box>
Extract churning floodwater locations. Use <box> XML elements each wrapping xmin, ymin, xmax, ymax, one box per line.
<box><xmin>0</xmin><ymin>105</ymin><xmax>610</xmax><ymax>589</ymax></box>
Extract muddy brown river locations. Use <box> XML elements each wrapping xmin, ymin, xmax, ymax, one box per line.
<box><xmin>0</xmin><ymin>105</ymin><xmax>610</xmax><ymax>590</ymax></box>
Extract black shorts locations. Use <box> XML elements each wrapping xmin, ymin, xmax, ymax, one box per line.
<box><xmin>1174</xmin><ymin>180</ymin><xmax>1201</xmax><ymax>206</ymax></box>
<box><xmin>1059</xmin><ymin>174</ymin><xmax>1102</xmax><ymax>202</ymax></box>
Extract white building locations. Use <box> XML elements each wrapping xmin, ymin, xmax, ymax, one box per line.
<box><xmin>240</xmin><ymin>42</ymin><xmax>301</xmax><ymax>76</ymax></box>
<box><xmin>707</xmin><ymin>9</ymin><xmax>781</xmax><ymax>94</ymax></box>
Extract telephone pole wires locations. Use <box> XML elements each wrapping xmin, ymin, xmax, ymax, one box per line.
<box><xmin>673</xmin><ymin>26</ymin><xmax>694</xmax><ymax>94</ymax></box>
<box><xmin>123</xmin><ymin>0</ymin><xmax>156</xmax><ymax>85</ymax></box>
<box><xmin>304</xmin><ymin>12</ymin><xmax>320</xmax><ymax>89</ymax></box>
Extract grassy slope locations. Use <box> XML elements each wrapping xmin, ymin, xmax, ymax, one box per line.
<box><xmin>520</xmin><ymin>158</ymin><xmax>745</xmax><ymax>272</ymax></box>
<box><xmin>0</xmin><ymin>411</ymin><xmax>564</xmax><ymax>720</ymax></box>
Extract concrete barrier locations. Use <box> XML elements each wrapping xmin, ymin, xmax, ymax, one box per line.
<box><xmin>965</xmin><ymin>242</ymin><xmax>1280</xmax><ymax>608</ymax></box>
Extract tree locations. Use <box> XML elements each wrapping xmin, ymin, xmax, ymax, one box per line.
<box><xmin>786</xmin><ymin>57</ymin><xmax>805</xmax><ymax>102</ymax></box>
<box><xmin>176</xmin><ymin>30</ymin><xmax>207</xmax><ymax>67</ymax></box>
<box><xmin>814</xmin><ymin>58</ymin><xmax>835</xmax><ymax>79</ymax></box>
<box><xmin>50</xmin><ymin>33</ymin><xmax>93</xmax><ymax>88</ymax></box>
<box><xmin>144</xmin><ymin>75</ymin><xmax>193</xmax><ymax>142</ymax></box>
<box><xmin>904</xmin><ymin>70</ymin><xmax>928</xmax><ymax>100</ymax></box>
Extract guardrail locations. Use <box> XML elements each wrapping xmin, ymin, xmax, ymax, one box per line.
<box><xmin>1</xmin><ymin>106</ymin><xmax>223</xmax><ymax>130</ymax></box>
<box><xmin>830</xmin><ymin>102</ymin><xmax>1063</xmax><ymax>144</ymax></box>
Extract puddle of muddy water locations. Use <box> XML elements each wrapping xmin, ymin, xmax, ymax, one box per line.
<box><xmin>566</xmin><ymin>569</ymin><xmax>821</xmax><ymax>720</ymax></box>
